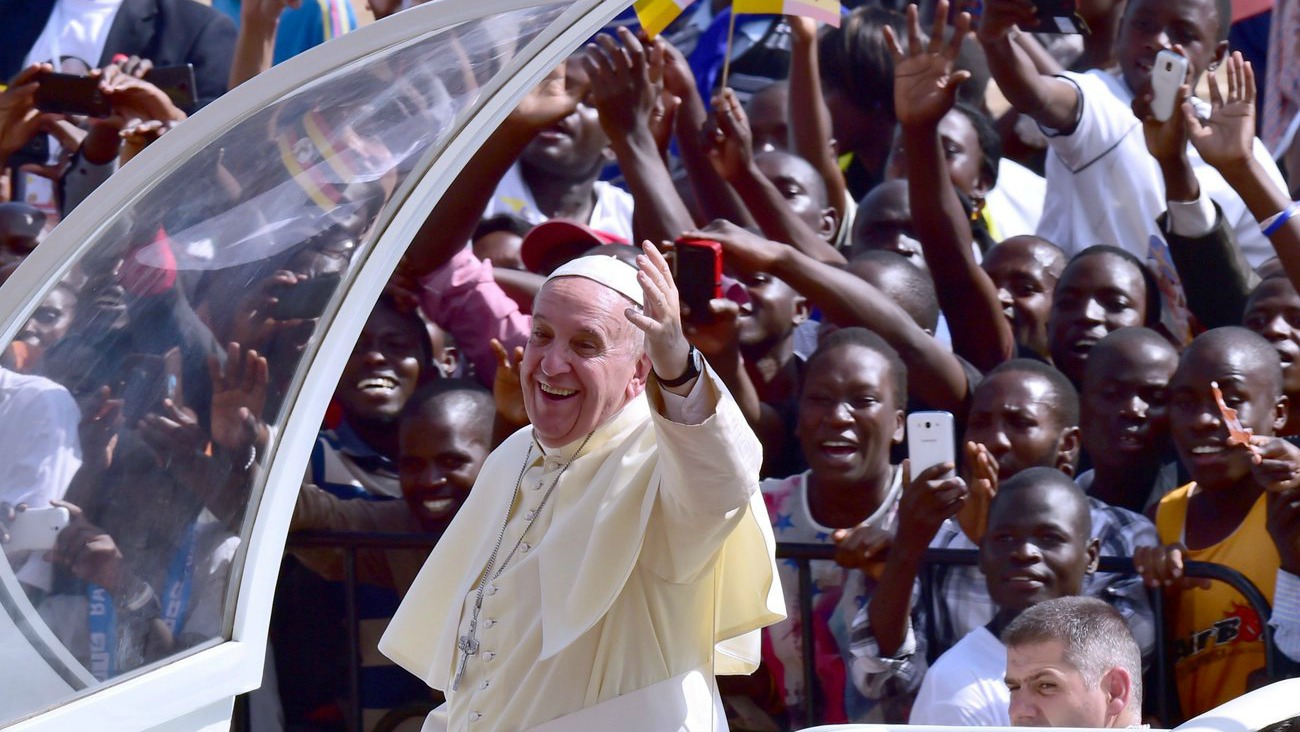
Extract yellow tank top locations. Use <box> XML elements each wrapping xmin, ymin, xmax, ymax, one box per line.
<box><xmin>1155</xmin><ymin>483</ymin><xmax>1278</xmax><ymax>720</ymax></box>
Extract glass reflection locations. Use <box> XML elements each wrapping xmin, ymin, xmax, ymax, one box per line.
<box><xmin>0</xmin><ymin>2</ymin><xmax>567</xmax><ymax>722</ymax></box>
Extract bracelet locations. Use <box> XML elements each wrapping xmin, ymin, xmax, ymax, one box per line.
<box><xmin>1261</xmin><ymin>202</ymin><xmax>1299</xmax><ymax>237</ymax></box>
<box><xmin>241</xmin><ymin>443</ymin><xmax>257</xmax><ymax>472</ymax></box>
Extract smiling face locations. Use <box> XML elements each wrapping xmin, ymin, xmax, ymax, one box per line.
<box><xmin>1243</xmin><ymin>277</ymin><xmax>1300</xmax><ymax>400</ymax></box>
<box><xmin>984</xmin><ymin>237</ymin><xmax>1065</xmax><ymax>358</ymax></box>
<box><xmin>1169</xmin><ymin>332</ymin><xmax>1286</xmax><ymax>492</ymax></box>
<box><xmin>968</xmin><ymin>371</ymin><xmax>1078</xmax><ymax>480</ymax></box>
<box><xmin>18</xmin><ymin>285</ymin><xmax>77</xmax><ymax>360</ymax></box>
<box><xmin>735</xmin><ymin>272</ymin><xmax>806</xmax><ymax>353</ymax></box>
<box><xmin>1117</xmin><ymin>0</ymin><xmax>1224</xmax><ymax>99</ymax></box>
<box><xmin>1080</xmin><ymin>332</ymin><xmax>1177</xmax><ymax>472</ymax></box>
<box><xmin>1048</xmin><ymin>252</ymin><xmax>1148</xmax><ymax>386</ymax></box>
<box><xmin>521</xmin><ymin>277</ymin><xmax>649</xmax><ymax>448</ymax></box>
<box><xmin>1007</xmin><ymin>640</ymin><xmax>1112</xmax><ymax>727</ymax></box>
<box><xmin>519</xmin><ymin>57</ymin><xmax>610</xmax><ymax>181</ymax></box>
<box><xmin>796</xmin><ymin>344</ymin><xmax>904</xmax><ymax>486</ymax></box>
<box><xmin>399</xmin><ymin>394</ymin><xmax>493</xmax><ymax>531</ymax></box>
<box><xmin>981</xmin><ymin>479</ymin><xmax>1096</xmax><ymax>615</ymax></box>
<box><xmin>336</xmin><ymin>304</ymin><xmax>423</xmax><ymax>425</ymax></box>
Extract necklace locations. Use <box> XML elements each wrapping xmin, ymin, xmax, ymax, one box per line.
<box><xmin>452</xmin><ymin>429</ymin><xmax>595</xmax><ymax>692</ymax></box>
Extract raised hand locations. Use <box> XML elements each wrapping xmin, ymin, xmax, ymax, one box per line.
<box><xmin>833</xmin><ymin>522</ymin><xmax>893</xmax><ymax>575</ymax></box>
<box><xmin>1133</xmin><ymin>46</ymin><xmax>1193</xmax><ymax>166</ymax></box>
<box><xmin>584</xmin><ymin>27</ymin><xmax>660</xmax><ymax>141</ymax></box>
<box><xmin>490</xmin><ymin>338</ymin><xmax>529</xmax><ymax>428</ymax></box>
<box><xmin>1186</xmin><ymin>52</ymin><xmax>1257</xmax><ymax>172</ymax></box>
<box><xmin>510</xmin><ymin>59</ymin><xmax>588</xmax><ymax>133</ymax></box>
<box><xmin>885</xmin><ymin>0</ymin><xmax>972</xmax><ymax>129</ymax></box>
<box><xmin>975</xmin><ymin>0</ymin><xmax>1037</xmax><ymax>45</ymax></box>
<box><xmin>137</xmin><ymin>399</ymin><xmax>208</xmax><ymax>466</ymax></box>
<box><xmin>625</xmin><ymin>242</ymin><xmax>692</xmax><ymax>388</ymax></box>
<box><xmin>683</xmin><ymin>297</ymin><xmax>743</xmax><ymax>362</ymax></box>
<box><xmin>705</xmin><ymin>88</ymin><xmax>755</xmax><ymax>182</ymax></box>
<box><xmin>957</xmin><ymin>440</ymin><xmax>998</xmax><ymax>544</ymax></box>
<box><xmin>208</xmin><ymin>342</ymin><xmax>270</xmax><ymax>453</ymax></box>
<box><xmin>1250</xmin><ymin>436</ymin><xmax>1300</xmax><ymax>492</ymax></box>
<box><xmin>99</xmin><ymin>64</ymin><xmax>186</xmax><ymax>125</ymax></box>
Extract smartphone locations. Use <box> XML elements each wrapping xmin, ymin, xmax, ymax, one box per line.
<box><xmin>144</xmin><ymin>64</ymin><xmax>197</xmax><ymax>113</ymax></box>
<box><xmin>907</xmin><ymin>411</ymin><xmax>957</xmax><ymax>480</ymax></box>
<box><xmin>34</xmin><ymin>72</ymin><xmax>111</xmax><ymax>117</ymax></box>
<box><xmin>6</xmin><ymin>134</ymin><xmax>50</xmax><ymax>169</ymax></box>
<box><xmin>672</xmin><ymin>238</ymin><xmax>723</xmax><ymax>321</ymax></box>
<box><xmin>1151</xmin><ymin>49</ymin><xmax>1190</xmax><ymax>123</ymax></box>
<box><xmin>271</xmin><ymin>272</ymin><xmax>342</xmax><ymax>321</ymax></box>
<box><xmin>1033</xmin><ymin>0</ymin><xmax>1089</xmax><ymax>34</ymax></box>
<box><xmin>117</xmin><ymin>347</ymin><xmax>184</xmax><ymax>424</ymax></box>
<box><xmin>6</xmin><ymin>507</ymin><xmax>71</xmax><ymax>553</ymax></box>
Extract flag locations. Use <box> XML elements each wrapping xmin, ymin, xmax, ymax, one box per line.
<box><xmin>634</xmin><ymin>0</ymin><xmax>697</xmax><ymax>37</ymax></box>
<box><xmin>732</xmin><ymin>0</ymin><xmax>841</xmax><ymax>26</ymax></box>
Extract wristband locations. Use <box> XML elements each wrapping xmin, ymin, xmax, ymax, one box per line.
<box><xmin>1261</xmin><ymin>202</ymin><xmax>1299</xmax><ymax>237</ymax></box>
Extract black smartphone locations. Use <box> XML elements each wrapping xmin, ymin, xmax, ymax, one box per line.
<box><xmin>271</xmin><ymin>272</ymin><xmax>342</xmax><ymax>321</ymax></box>
<box><xmin>144</xmin><ymin>64</ymin><xmax>198</xmax><ymax>113</ymax></box>
<box><xmin>117</xmin><ymin>347</ymin><xmax>183</xmax><ymax>424</ymax></box>
<box><xmin>672</xmin><ymin>238</ymin><xmax>723</xmax><ymax>322</ymax></box>
<box><xmin>34</xmin><ymin>72</ymin><xmax>111</xmax><ymax>117</ymax></box>
<box><xmin>6</xmin><ymin>134</ymin><xmax>50</xmax><ymax>168</ymax></box>
<box><xmin>1034</xmin><ymin>0</ymin><xmax>1089</xmax><ymax>34</ymax></box>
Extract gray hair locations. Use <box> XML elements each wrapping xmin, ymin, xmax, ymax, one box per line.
<box><xmin>1002</xmin><ymin>596</ymin><xmax>1142</xmax><ymax>709</ymax></box>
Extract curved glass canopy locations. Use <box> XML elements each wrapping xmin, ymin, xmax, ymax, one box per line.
<box><xmin>0</xmin><ymin>0</ymin><xmax>623</xmax><ymax>728</ymax></box>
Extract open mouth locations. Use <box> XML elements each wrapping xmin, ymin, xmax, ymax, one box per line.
<box><xmin>818</xmin><ymin>440</ymin><xmax>858</xmax><ymax>461</ymax></box>
<box><xmin>420</xmin><ymin>497</ymin><xmax>457</xmax><ymax>516</ymax></box>
<box><xmin>539</xmin><ymin>382</ymin><xmax>577</xmax><ymax>399</ymax></box>
<box><xmin>357</xmin><ymin>375</ymin><xmax>399</xmax><ymax>393</ymax></box>
<box><xmin>1003</xmin><ymin>574</ymin><xmax>1046</xmax><ymax>590</ymax></box>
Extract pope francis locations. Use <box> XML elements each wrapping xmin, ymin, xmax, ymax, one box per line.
<box><xmin>380</xmin><ymin>246</ymin><xmax>784</xmax><ymax>731</ymax></box>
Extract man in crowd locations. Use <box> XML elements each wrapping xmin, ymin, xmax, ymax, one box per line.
<box><xmin>1004</xmin><ymin>596</ymin><xmax>1144</xmax><ymax>728</ymax></box>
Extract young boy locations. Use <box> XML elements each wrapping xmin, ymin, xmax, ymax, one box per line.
<box><xmin>977</xmin><ymin>0</ymin><xmax>1287</xmax><ymax>267</ymax></box>
<box><xmin>851</xmin><ymin>467</ymin><xmax>1100</xmax><ymax>725</ymax></box>
<box><xmin>1135</xmin><ymin>326</ymin><xmax>1300</xmax><ymax>719</ymax></box>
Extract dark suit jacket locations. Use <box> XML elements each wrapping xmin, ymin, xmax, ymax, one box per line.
<box><xmin>1161</xmin><ymin>202</ymin><xmax>1261</xmax><ymax>330</ymax></box>
<box><xmin>0</xmin><ymin>0</ymin><xmax>236</xmax><ymax>108</ymax></box>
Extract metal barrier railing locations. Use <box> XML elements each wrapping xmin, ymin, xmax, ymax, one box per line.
<box><xmin>283</xmin><ymin>533</ymin><xmax>1283</xmax><ymax>731</ymax></box>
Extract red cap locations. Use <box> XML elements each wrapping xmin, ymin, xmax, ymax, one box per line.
<box><xmin>520</xmin><ymin>219</ymin><xmax>627</xmax><ymax>274</ymax></box>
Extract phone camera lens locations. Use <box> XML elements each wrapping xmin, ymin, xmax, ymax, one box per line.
<box><xmin>1165</xmin><ymin>62</ymin><xmax>1172</xmax><ymax>71</ymax></box>
<box><xmin>925</xmin><ymin>422</ymin><xmax>931</xmax><ymax>429</ymax></box>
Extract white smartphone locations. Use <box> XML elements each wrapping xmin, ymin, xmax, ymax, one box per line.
<box><xmin>907</xmin><ymin>411</ymin><xmax>956</xmax><ymax>480</ymax></box>
<box><xmin>1151</xmin><ymin>49</ymin><xmax>1190</xmax><ymax>123</ymax></box>
<box><xmin>6</xmin><ymin>507</ymin><xmax>70</xmax><ymax>553</ymax></box>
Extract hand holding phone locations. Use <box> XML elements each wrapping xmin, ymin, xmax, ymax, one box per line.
<box><xmin>907</xmin><ymin>411</ymin><xmax>957</xmax><ymax>479</ymax></box>
<box><xmin>671</xmin><ymin>238</ymin><xmax>723</xmax><ymax>322</ymax></box>
<box><xmin>1151</xmin><ymin>49</ymin><xmax>1191</xmax><ymax>123</ymax></box>
<box><xmin>5</xmin><ymin>506</ymin><xmax>71</xmax><ymax>553</ymax></box>
<box><xmin>33</xmin><ymin>72</ymin><xmax>112</xmax><ymax>117</ymax></box>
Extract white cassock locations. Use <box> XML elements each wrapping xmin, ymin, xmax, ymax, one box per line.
<box><xmin>379</xmin><ymin>364</ymin><xmax>785</xmax><ymax>732</ymax></box>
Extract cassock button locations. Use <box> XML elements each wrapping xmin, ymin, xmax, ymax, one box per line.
<box><xmin>521</xmin><ymin>542</ymin><xmax>532</xmax><ymax>554</ymax></box>
<box><xmin>483</xmin><ymin>651</ymin><xmax>495</xmax><ymax>662</ymax></box>
<box><xmin>485</xmin><ymin>584</ymin><xmax>497</xmax><ymax>596</ymax></box>
<box><xmin>480</xmin><ymin>679</ymin><xmax>491</xmax><ymax>690</ymax></box>
<box><xmin>524</xmin><ymin>509</ymin><xmax>537</xmax><ymax>521</ymax></box>
<box><xmin>483</xmin><ymin>618</ymin><xmax>496</xmax><ymax>629</ymax></box>
<box><xmin>469</xmin><ymin>712</ymin><xmax>482</xmax><ymax>723</ymax></box>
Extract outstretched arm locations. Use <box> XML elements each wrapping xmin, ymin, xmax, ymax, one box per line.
<box><xmin>707</xmin><ymin>89</ymin><xmax>846</xmax><ymax>266</ymax></box>
<box><xmin>696</xmin><ymin>221</ymin><xmax>972</xmax><ymax>415</ymax></box>
<box><xmin>585</xmin><ymin>30</ymin><xmax>695</xmax><ymax>245</ymax></box>
<box><xmin>976</xmin><ymin>0</ymin><xmax>1080</xmax><ymax>132</ymax></box>
<box><xmin>1188</xmin><ymin>53</ymin><xmax>1300</xmax><ymax>287</ymax></box>
<box><xmin>402</xmin><ymin>63</ymin><xmax>586</xmax><ymax>278</ymax></box>
<box><xmin>788</xmin><ymin>16</ymin><xmax>848</xmax><ymax>226</ymax></box>
<box><xmin>888</xmin><ymin>2</ymin><xmax>1014</xmax><ymax>370</ymax></box>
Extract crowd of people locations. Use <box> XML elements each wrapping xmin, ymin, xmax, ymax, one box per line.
<box><xmin>2</xmin><ymin>0</ymin><xmax>1300</xmax><ymax>729</ymax></box>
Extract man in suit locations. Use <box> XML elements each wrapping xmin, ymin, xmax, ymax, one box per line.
<box><xmin>1</xmin><ymin>0</ymin><xmax>236</xmax><ymax>109</ymax></box>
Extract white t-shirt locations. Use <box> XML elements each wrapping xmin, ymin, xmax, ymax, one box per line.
<box><xmin>23</xmin><ymin>0</ymin><xmax>125</xmax><ymax>70</ymax></box>
<box><xmin>1038</xmin><ymin>69</ymin><xmax>1288</xmax><ymax>268</ymax></box>
<box><xmin>908</xmin><ymin>625</ymin><xmax>1010</xmax><ymax>726</ymax></box>
<box><xmin>484</xmin><ymin>163</ymin><xmax>635</xmax><ymax>241</ymax></box>
<box><xmin>986</xmin><ymin>158</ymin><xmax>1046</xmax><ymax>240</ymax></box>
